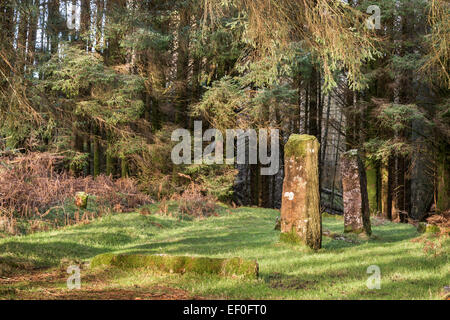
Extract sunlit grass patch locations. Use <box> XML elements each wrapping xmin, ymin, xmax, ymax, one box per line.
<box><xmin>0</xmin><ymin>206</ymin><xmax>448</xmax><ymax>300</ymax></box>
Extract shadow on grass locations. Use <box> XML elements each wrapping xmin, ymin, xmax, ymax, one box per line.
<box><xmin>346</xmin><ymin>274</ymin><xmax>447</xmax><ymax>300</ymax></box>
<box><xmin>0</xmin><ymin>241</ymin><xmax>108</xmax><ymax>268</ymax></box>
<box><xmin>70</xmin><ymin>213</ymin><xmax>190</xmax><ymax>233</ymax></box>
<box><xmin>263</xmin><ymin>273</ymin><xmax>318</xmax><ymax>290</ymax></box>
<box><xmin>208</xmin><ymin>253</ymin><xmax>448</xmax><ymax>299</ymax></box>
<box><xmin>125</xmin><ymin>231</ymin><xmax>275</xmax><ymax>257</ymax></box>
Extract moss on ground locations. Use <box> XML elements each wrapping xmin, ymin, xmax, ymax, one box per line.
<box><xmin>417</xmin><ymin>223</ymin><xmax>441</xmax><ymax>234</ymax></box>
<box><xmin>344</xmin><ymin>225</ymin><xmax>364</xmax><ymax>234</ymax></box>
<box><xmin>280</xmin><ymin>227</ymin><xmax>304</xmax><ymax>245</ymax></box>
<box><xmin>417</xmin><ymin>222</ymin><xmax>427</xmax><ymax>233</ymax></box>
<box><xmin>322</xmin><ymin>212</ymin><xmax>342</xmax><ymax>219</ymax></box>
<box><xmin>425</xmin><ymin>224</ymin><xmax>441</xmax><ymax>234</ymax></box>
<box><xmin>91</xmin><ymin>253</ymin><xmax>258</xmax><ymax>279</ymax></box>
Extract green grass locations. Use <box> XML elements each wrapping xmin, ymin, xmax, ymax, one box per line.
<box><xmin>0</xmin><ymin>206</ymin><xmax>449</xmax><ymax>300</ymax></box>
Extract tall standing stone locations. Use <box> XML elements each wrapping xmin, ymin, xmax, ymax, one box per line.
<box><xmin>340</xmin><ymin>150</ymin><xmax>372</xmax><ymax>236</ymax></box>
<box><xmin>280</xmin><ymin>135</ymin><xmax>321</xmax><ymax>250</ymax></box>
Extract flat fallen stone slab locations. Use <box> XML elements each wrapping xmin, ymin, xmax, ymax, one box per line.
<box><xmin>90</xmin><ymin>253</ymin><xmax>259</xmax><ymax>279</ymax></box>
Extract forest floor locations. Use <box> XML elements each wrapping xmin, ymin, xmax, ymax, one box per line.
<box><xmin>0</xmin><ymin>206</ymin><xmax>448</xmax><ymax>300</ymax></box>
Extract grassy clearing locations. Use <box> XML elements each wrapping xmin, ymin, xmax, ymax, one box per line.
<box><xmin>0</xmin><ymin>206</ymin><xmax>448</xmax><ymax>300</ymax></box>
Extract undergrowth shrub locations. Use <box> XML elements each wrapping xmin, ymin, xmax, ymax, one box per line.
<box><xmin>175</xmin><ymin>183</ymin><xmax>218</xmax><ymax>218</ymax></box>
<box><xmin>157</xmin><ymin>183</ymin><xmax>219</xmax><ymax>219</ymax></box>
<box><xmin>0</xmin><ymin>152</ymin><xmax>153</xmax><ymax>235</ymax></box>
<box><xmin>133</xmin><ymin>125</ymin><xmax>237</xmax><ymax>203</ymax></box>
<box><xmin>133</xmin><ymin>125</ymin><xmax>182</xmax><ymax>200</ymax></box>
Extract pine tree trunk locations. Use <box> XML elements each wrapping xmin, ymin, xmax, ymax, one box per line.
<box><xmin>309</xmin><ymin>67</ymin><xmax>318</xmax><ymax>138</ymax></box>
<box><xmin>93</xmin><ymin>138</ymin><xmax>101</xmax><ymax>177</ymax></box>
<box><xmin>83</xmin><ymin>134</ymin><xmax>91</xmax><ymax>176</ymax></box>
<box><xmin>17</xmin><ymin>1</ymin><xmax>29</xmax><ymax>73</ymax></box>
<box><xmin>321</xmin><ymin>95</ymin><xmax>332</xmax><ymax>166</ymax></box>
<box><xmin>437</xmin><ymin>148</ymin><xmax>450</xmax><ymax>212</ymax></box>
<box><xmin>105</xmin><ymin>0</ymin><xmax>126</xmax><ymax>64</ymax></box>
<box><xmin>0</xmin><ymin>1</ymin><xmax>15</xmax><ymax>78</ymax></box>
<box><xmin>106</xmin><ymin>151</ymin><xmax>115</xmax><ymax>177</ymax></box>
<box><xmin>95</xmin><ymin>0</ymin><xmax>104</xmax><ymax>52</ymax></box>
<box><xmin>121</xmin><ymin>156</ymin><xmax>128</xmax><ymax>178</ymax></box>
<box><xmin>175</xmin><ymin>5</ymin><xmax>190</xmax><ymax>125</ymax></box>
<box><xmin>48</xmin><ymin>0</ymin><xmax>61</xmax><ymax>54</ymax></box>
<box><xmin>27</xmin><ymin>0</ymin><xmax>39</xmax><ymax>67</ymax></box>
<box><xmin>81</xmin><ymin>0</ymin><xmax>91</xmax><ymax>50</ymax></box>
<box><xmin>366</xmin><ymin>160</ymin><xmax>378</xmax><ymax>215</ymax></box>
<box><xmin>250</xmin><ymin>163</ymin><xmax>260</xmax><ymax>206</ymax></box>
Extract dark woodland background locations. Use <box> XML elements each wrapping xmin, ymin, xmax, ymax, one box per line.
<box><xmin>0</xmin><ymin>0</ymin><xmax>449</xmax><ymax>225</ymax></box>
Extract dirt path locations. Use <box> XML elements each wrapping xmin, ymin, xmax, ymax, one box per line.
<box><xmin>0</xmin><ymin>269</ymin><xmax>207</xmax><ymax>300</ymax></box>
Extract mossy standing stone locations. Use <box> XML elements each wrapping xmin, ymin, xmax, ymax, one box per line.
<box><xmin>280</xmin><ymin>134</ymin><xmax>321</xmax><ymax>250</ymax></box>
<box><xmin>425</xmin><ymin>224</ymin><xmax>441</xmax><ymax>234</ymax></box>
<box><xmin>340</xmin><ymin>150</ymin><xmax>372</xmax><ymax>236</ymax></box>
<box><xmin>416</xmin><ymin>222</ymin><xmax>441</xmax><ymax>234</ymax></box>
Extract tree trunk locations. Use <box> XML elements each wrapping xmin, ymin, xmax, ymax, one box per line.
<box><xmin>175</xmin><ymin>5</ymin><xmax>190</xmax><ymax>125</ymax></box>
<box><xmin>308</xmin><ymin>67</ymin><xmax>319</xmax><ymax>138</ymax></box>
<box><xmin>436</xmin><ymin>147</ymin><xmax>450</xmax><ymax>212</ymax></box>
<box><xmin>106</xmin><ymin>151</ymin><xmax>116</xmax><ymax>177</ymax></box>
<box><xmin>26</xmin><ymin>0</ymin><xmax>39</xmax><ymax>67</ymax></box>
<box><xmin>93</xmin><ymin>137</ymin><xmax>101</xmax><ymax>177</ymax></box>
<box><xmin>121</xmin><ymin>156</ymin><xmax>128</xmax><ymax>178</ymax></box>
<box><xmin>0</xmin><ymin>1</ymin><xmax>15</xmax><ymax>78</ymax></box>
<box><xmin>95</xmin><ymin>0</ymin><xmax>104</xmax><ymax>52</ymax></box>
<box><xmin>48</xmin><ymin>0</ymin><xmax>61</xmax><ymax>55</ymax></box>
<box><xmin>81</xmin><ymin>0</ymin><xmax>91</xmax><ymax>50</ymax></box>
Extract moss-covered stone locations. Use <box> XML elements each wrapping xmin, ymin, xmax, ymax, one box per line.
<box><xmin>90</xmin><ymin>253</ymin><xmax>258</xmax><ymax>279</ymax></box>
<box><xmin>221</xmin><ymin>257</ymin><xmax>259</xmax><ymax>278</ymax></box>
<box><xmin>417</xmin><ymin>222</ymin><xmax>427</xmax><ymax>233</ymax></box>
<box><xmin>344</xmin><ymin>225</ymin><xmax>365</xmax><ymax>234</ymax></box>
<box><xmin>425</xmin><ymin>224</ymin><xmax>441</xmax><ymax>234</ymax></box>
<box><xmin>281</xmin><ymin>134</ymin><xmax>321</xmax><ymax>250</ymax></box>
<box><xmin>274</xmin><ymin>216</ymin><xmax>281</xmax><ymax>230</ymax></box>
<box><xmin>75</xmin><ymin>192</ymin><xmax>88</xmax><ymax>209</ymax></box>
<box><xmin>284</xmin><ymin>134</ymin><xmax>318</xmax><ymax>159</ymax></box>
<box><xmin>417</xmin><ymin>223</ymin><xmax>440</xmax><ymax>234</ymax></box>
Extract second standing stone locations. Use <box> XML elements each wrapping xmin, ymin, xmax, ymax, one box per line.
<box><xmin>340</xmin><ymin>149</ymin><xmax>372</xmax><ymax>236</ymax></box>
